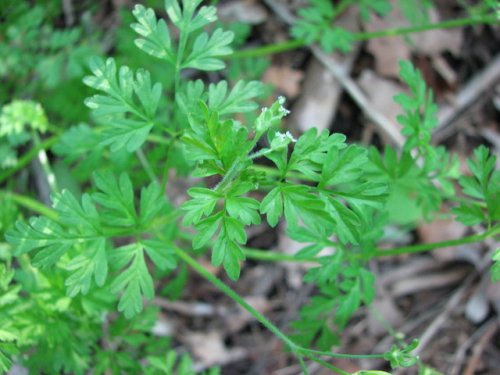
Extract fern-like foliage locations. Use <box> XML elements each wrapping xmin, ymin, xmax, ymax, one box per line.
<box><xmin>6</xmin><ymin>171</ymin><xmax>177</xmax><ymax>318</ymax></box>
<box><xmin>131</xmin><ymin>1</ymin><xmax>233</xmax><ymax>71</ymax></box>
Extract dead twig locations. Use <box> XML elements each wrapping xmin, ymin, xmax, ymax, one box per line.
<box><xmin>463</xmin><ymin>320</ymin><xmax>498</xmax><ymax>375</ymax></box>
<box><xmin>449</xmin><ymin>318</ymin><xmax>498</xmax><ymax>375</ymax></box>
<box><xmin>433</xmin><ymin>54</ymin><xmax>500</xmax><ymax>143</ymax></box>
<box><xmin>62</xmin><ymin>0</ymin><xmax>75</xmax><ymax>26</ymax></box>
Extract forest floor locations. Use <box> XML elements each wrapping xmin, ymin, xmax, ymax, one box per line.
<box><xmin>153</xmin><ymin>1</ymin><xmax>500</xmax><ymax>374</ymax></box>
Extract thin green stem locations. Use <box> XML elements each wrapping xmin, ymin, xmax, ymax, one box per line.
<box><xmin>179</xmin><ymin>224</ymin><xmax>498</xmax><ymax>263</ymax></box>
<box><xmin>332</xmin><ymin>0</ymin><xmax>353</xmax><ymax>19</ymax></box>
<box><xmin>0</xmin><ymin>191</ymin><xmax>58</xmax><ymax>221</ymax></box>
<box><xmin>228</xmin><ymin>15</ymin><xmax>497</xmax><ymax>59</ymax></box>
<box><xmin>368</xmin><ymin>305</ymin><xmax>403</xmax><ymax>342</ymax></box>
<box><xmin>297</xmin><ymin>355</ymin><xmax>309</xmax><ymax>375</ymax></box>
<box><xmin>32</xmin><ymin>132</ymin><xmax>59</xmax><ymax>193</ymax></box>
<box><xmin>173</xmin><ymin>246</ymin><xmax>299</xmax><ymax>351</ymax></box>
<box><xmin>302</xmin><ymin>354</ymin><xmax>350</xmax><ymax>375</ymax></box>
<box><xmin>147</xmin><ymin>133</ymin><xmax>172</xmax><ymax>146</ymax></box>
<box><xmin>0</xmin><ymin>135</ymin><xmax>59</xmax><ymax>183</ymax></box>
<box><xmin>244</xmin><ymin>247</ymin><xmax>317</xmax><ymax>263</ymax></box>
<box><xmin>301</xmin><ymin>347</ymin><xmax>386</xmax><ymax>360</ymax></box>
<box><xmin>229</xmin><ymin>39</ymin><xmax>306</xmax><ymax>59</ymax></box>
<box><xmin>355</xmin><ymin>15</ymin><xmax>497</xmax><ymax>40</ymax></box>
<box><xmin>373</xmin><ymin>226</ymin><xmax>500</xmax><ymax>258</ymax></box>
<box><xmin>136</xmin><ymin>148</ymin><xmax>158</xmax><ymax>184</ymax></box>
<box><xmin>174</xmin><ymin>17</ymin><xmax>190</xmax><ymax>93</ymax></box>
<box><xmin>250</xmin><ymin>164</ymin><xmax>312</xmax><ymax>182</ymax></box>
<box><xmin>177</xmin><ymin>230</ymin><xmax>319</xmax><ymax>263</ymax></box>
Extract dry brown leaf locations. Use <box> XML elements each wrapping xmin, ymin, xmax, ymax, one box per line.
<box><xmin>364</xmin><ymin>1</ymin><xmax>410</xmax><ymax>77</ymax></box>
<box><xmin>365</xmin><ymin>4</ymin><xmax>462</xmax><ymax>78</ymax></box>
<box><xmin>412</xmin><ymin>9</ymin><xmax>462</xmax><ymax>57</ymax></box>
<box><xmin>217</xmin><ymin>0</ymin><xmax>267</xmax><ymax>24</ymax></box>
<box><xmin>287</xmin><ymin>59</ymin><xmax>343</xmax><ymax>134</ymax></box>
<box><xmin>390</xmin><ymin>267</ymin><xmax>469</xmax><ymax>297</ymax></box>
<box><xmin>186</xmin><ymin>331</ymin><xmax>247</xmax><ymax>368</ymax></box>
<box><xmin>226</xmin><ymin>295</ymin><xmax>273</xmax><ymax>333</ymax></box>
<box><xmin>465</xmin><ymin>277</ymin><xmax>490</xmax><ymax>324</ymax></box>
<box><xmin>368</xmin><ymin>288</ymin><xmax>404</xmax><ymax>336</ymax></box>
<box><xmin>357</xmin><ymin>70</ymin><xmax>405</xmax><ymax>123</ymax></box>
<box><xmin>262</xmin><ymin>65</ymin><xmax>304</xmax><ymax>99</ymax></box>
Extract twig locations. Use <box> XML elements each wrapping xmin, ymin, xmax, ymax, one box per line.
<box><xmin>449</xmin><ymin>318</ymin><xmax>498</xmax><ymax>375</ymax></box>
<box><xmin>413</xmin><ymin>273</ymin><xmax>475</xmax><ymax>356</ymax></box>
<box><xmin>62</xmin><ymin>0</ymin><xmax>75</xmax><ymax>26</ymax></box>
<box><xmin>433</xmin><ymin>54</ymin><xmax>500</xmax><ymax>143</ymax></box>
<box><xmin>463</xmin><ymin>320</ymin><xmax>498</xmax><ymax>375</ymax></box>
<box><xmin>311</xmin><ymin>46</ymin><xmax>405</xmax><ymax>147</ymax></box>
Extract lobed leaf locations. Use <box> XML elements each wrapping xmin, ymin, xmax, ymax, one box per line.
<box><xmin>131</xmin><ymin>4</ymin><xmax>174</xmax><ymax>62</ymax></box>
<box><xmin>110</xmin><ymin>244</ymin><xmax>154</xmax><ymax>319</ymax></box>
<box><xmin>182</xmin><ymin>29</ymin><xmax>234</xmax><ymax>71</ymax></box>
<box><xmin>83</xmin><ymin>57</ymin><xmax>161</xmax><ymax>152</ymax></box>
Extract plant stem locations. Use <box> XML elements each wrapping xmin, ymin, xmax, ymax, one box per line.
<box><xmin>297</xmin><ymin>355</ymin><xmax>309</xmax><ymax>375</ymax></box>
<box><xmin>136</xmin><ymin>148</ymin><xmax>158</xmax><ymax>184</ymax></box>
<box><xmin>147</xmin><ymin>133</ymin><xmax>172</xmax><ymax>145</ymax></box>
<box><xmin>355</xmin><ymin>15</ymin><xmax>497</xmax><ymax>40</ymax></box>
<box><xmin>250</xmin><ymin>164</ymin><xmax>312</xmax><ymax>182</ymax></box>
<box><xmin>229</xmin><ymin>39</ymin><xmax>306</xmax><ymax>59</ymax></box>
<box><xmin>32</xmin><ymin>131</ymin><xmax>59</xmax><ymax>193</ymax></box>
<box><xmin>244</xmin><ymin>247</ymin><xmax>317</xmax><ymax>263</ymax></box>
<box><xmin>229</xmin><ymin>15</ymin><xmax>497</xmax><ymax>59</ymax></box>
<box><xmin>302</xmin><ymin>354</ymin><xmax>351</xmax><ymax>375</ymax></box>
<box><xmin>301</xmin><ymin>347</ymin><xmax>386</xmax><ymax>359</ymax></box>
<box><xmin>174</xmin><ymin>16</ymin><xmax>190</xmax><ymax>94</ymax></box>
<box><xmin>0</xmin><ymin>135</ymin><xmax>59</xmax><ymax>183</ymax></box>
<box><xmin>0</xmin><ymin>191</ymin><xmax>58</xmax><ymax>221</ymax></box>
<box><xmin>173</xmin><ymin>246</ymin><xmax>299</xmax><ymax>351</ymax></box>
<box><xmin>244</xmin><ymin>227</ymin><xmax>499</xmax><ymax>263</ymax></box>
<box><xmin>373</xmin><ymin>226</ymin><xmax>500</xmax><ymax>257</ymax></box>
<box><xmin>332</xmin><ymin>0</ymin><xmax>353</xmax><ymax>19</ymax></box>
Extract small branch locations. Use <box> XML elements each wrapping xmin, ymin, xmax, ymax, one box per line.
<box><xmin>301</xmin><ymin>347</ymin><xmax>386</xmax><ymax>360</ymax></box>
<box><xmin>0</xmin><ymin>135</ymin><xmax>59</xmax><ymax>183</ymax></box>
<box><xmin>62</xmin><ymin>0</ymin><xmax>75</xmax><ymax>26</ymax></box>
<box><xmin>32</xmin><ymin>132</ymin><xmax>59</xmax><ymax>194</ymax></box>
<box><xmin>263</xmin><ymin>0</ymin><xmax>405</xmax><ymax>148</ymax></box>
<box><xmin>244</xmin><ymin>247</ymin><xmax>316</xmax><ymax>263</ymax></box>
<box><xmin>372</xmin><ymin>226</ymin><xmax>499</xmax><ymax>258</ymax></box>
<box><xmin>228</xmin><ymin>16</ymin><xmax>497</xmax><ymax>60</ymax></box>
<box><xmin>303</xmin><ymin>355</ymin><xmax>350</xmax><ymax>375</ymax></box>
<box><xmin>356</xmin><ymin>15</ymin><xmax>497</xmax><ymax>40</ymax></box>
<box><xmin>0</xmin><ymin>191</ymin><xmax>58</xmax><ymax>221</ymax></box>
<box><xmin>136</xmin><ymin>148</ymin><xmax>158</xmax><ymax>184</ymax></box>
<box><xmin>434</xmin><ymin>53</ymin><xmax>500</xmax><ymax>143</ymax></box>
<box><xmin>173</xmin><ymin>246</ymin><xmax>299</xmax><ymax>351</ymax></box>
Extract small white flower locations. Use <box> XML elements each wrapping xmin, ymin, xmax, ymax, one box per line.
<box><xmin>285</xmin><ymin>131</ymin><xmax>296</xmax><ymax>142</ymax></box>
<box><xmin>271</xmin><ymin>131</ymin><xmax>296</xmax><ymax>150</ymax></box>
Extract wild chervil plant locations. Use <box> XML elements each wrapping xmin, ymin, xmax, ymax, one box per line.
<box><xmin>1</xmin><ymin>0</ymin><xmax>499</xmax><ymax>374</ymax></box>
